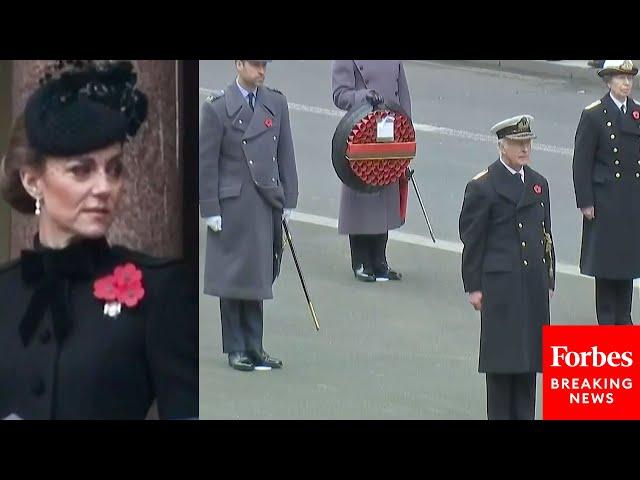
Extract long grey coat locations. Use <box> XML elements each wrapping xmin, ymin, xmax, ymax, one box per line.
<box><xmin>331</xmin><ymin>60</ymin><xmax>412</xmax><ymax>234</ymax></box>
<box><xmin>199</xmin><ymin>82</ymin><xmax>298</xmax><ymax>300</ymax></box>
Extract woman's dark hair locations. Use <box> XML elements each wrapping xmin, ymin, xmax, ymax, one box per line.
<box><xmin>0</xmin><ymin>113</ymin><xmax>43</xmax><ymax>215</ymax></box>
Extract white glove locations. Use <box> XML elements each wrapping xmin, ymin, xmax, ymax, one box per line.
<box><xmin>206</xmin><ymin>215</ymin><xmax>222</xmax><ymax>232</ymax></box>
<box><xmin>283</xmin><ymin>209</ymin><xmax>293</xmax><ymax>222</ymax></box>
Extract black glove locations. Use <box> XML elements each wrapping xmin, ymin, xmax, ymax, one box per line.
<box><xmin>365</xmin><ymin>90</ymin><xmax>384</xmax><ymax>107</ymax></box>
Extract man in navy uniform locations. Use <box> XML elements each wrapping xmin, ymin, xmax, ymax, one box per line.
<box><xmin>199</xmin><ymin>61</ymin><xmax>298</xmax><ymax>371</ymax></box>
<box><xmin>572</xmin><ymin>60</ymin><xmax>640</xmax><ymax>325</ymax></box>
<box><xmin>459</xmin><ymin>115</ymin><xmax>555</xmax><ymax>420</ymax></box>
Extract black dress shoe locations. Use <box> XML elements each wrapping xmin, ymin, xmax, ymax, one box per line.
<box><xmin>353</xmin><ymin>264</ymin><xmax>376</xmax><ymax>282</ymax></box>
<box><xmin>249</xmin><ymin>350</ymin><xmax>283</xmax><ymax>369</ymax></box>
<box><xmin>228</xmin><ymin>352</ymin><xmax>254</xmax><ymax>371</ymax></box>
<box><xmin>375</xmin><ymin>267</ymin><xmax>402</xmax><ymax>281</ymax></box>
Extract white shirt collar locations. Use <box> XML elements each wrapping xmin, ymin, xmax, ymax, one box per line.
<box><xmin>499</xmin><ymin>156</ymin><xmax>525</xmax><ymax>183</ymax></box>
<box><xmin>610</xmin><ymin>91</ymin><xmax>627</xmax><ymax>111</ymax></box>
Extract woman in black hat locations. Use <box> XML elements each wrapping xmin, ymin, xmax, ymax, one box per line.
<box><xmin>0</xmin><ymin>60</ymin><xmax>197</xmax><ymax>420</ymax></box>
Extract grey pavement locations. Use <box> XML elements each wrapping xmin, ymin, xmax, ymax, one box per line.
<box><xmin>200</xmin><ymin>60</ymin><xmax>622</xmax><ymax>266</ymax></box>
<box><xmin>199</xmin><ymin>220</ymin><xmax>640</xmax><ymax>419</ymax></box>
<box><xmin>419</xmin><ymin>60</ymin><xmax>639</xmax><ymax>85</ymax></box>
<box><xmin>198</xmin><ymin>60</ymin><xmax>640</xmax><ymax>419</ymax></box>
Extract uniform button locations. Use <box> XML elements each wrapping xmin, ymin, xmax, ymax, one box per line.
<box><xmin>541</xmin><ymin>239</ymin><xmax>544</xmax><ymax>245</ymax></box>
<box><xmin>518</xmin><ymin>222</ymin><xmax>523</xmax><ymax>229</ymax></box>
<box><xmin>637</xmin><ymin>160</ymin><xmax>640</xmax><ymax>165</ymax></box>
<box><xmin>39</xmin><ymin>329</ymin><xmax>51</xmax><ymax>344</ymax></box>
<box><xmin>615</xmin><ymin>160</ymin><xmax>620</xmax><ymax>165</ymax></box>
<box><xmin>242</xmin><ymin>140</ymin><xmax>247</xmax><ymax>145</ymax></box>
<box><xmin>636</xmin><ymin>173</ymin><xmax>640</xmax><ymax>178</ymax></box>
<box><xmin>540</xmin><ymin>201</ymin><xmax>544</xmax><ymax>207</ymax></box>
<box><xmin>249</xmin><ymin>160</ymin><xmax>253</xmax><ymax>165</ymax></box>
<box><xmin>543</xmin><ymin>258</ymin><xmax>546</xmax><ymax>263</ymax></box>
<box><xmin>273</xmin><ymin>136</ymin><xmax>277</xmax><ymax>141</ymax></box>
<box><xmin>272</xmin><ymin>178</ymin><xmax>276</xmax><ymax>182</ymax></box>
<box><xmin>521</xmin><ymin>241</ymin><xmax>526</xmax><ymax>247</ymax></box>
<box><xmin>607</xmin><ymin>121</ymin><xmax>612</xmax><ymax>127</ymax></box>
<box><xmin>523</xmin><ymin>260</ymin><xmax>528</xmax><ymax>266</ymax></box>
<box><xmin>272</xmin><ymin>156</ymin><xmax>276</xmax><ymax>162</ymax></box>
<box><xmin>611</xmin><ymin>134</ymin><xmax>616</xmax><ymax>139</ymax></box>
<box><xmin>616</xmin><ymin>172</ymin><xmax>621</xmax><ymax>178</ymax></box>
<box><xmin>32</xmin><ymin>378</ymin><xmax>45</xmax><ymax>396</ymax></box>
<box><xmin>604</xmin><ymin>109</ymin><xmax>608</xmax><ymax>114</ymax></box>
<box><xmin>238</xmin><ymin>119</ymin><xmax>243</xmax><ymax>124</ymax></box>
<box><xmin>614</xmin><ymin>147</ymin><xmax>618</xmax><ymax>153</ymax></box>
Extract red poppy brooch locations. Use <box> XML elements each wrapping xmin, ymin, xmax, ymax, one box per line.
<box><xmin>533</xmin><ymin>184</ymin><xmax>542</xmax><ymax>195</ymax></box>
<box><xmin>93</xmin><ymin>263</ymin><xmax>145</xmax><ymax>318</ymax></box>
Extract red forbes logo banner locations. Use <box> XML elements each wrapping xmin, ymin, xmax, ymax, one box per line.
<box><xmin>543</xmin><ymin>326</ymin><xmax>640</xmax><ymax>420</ymax></box>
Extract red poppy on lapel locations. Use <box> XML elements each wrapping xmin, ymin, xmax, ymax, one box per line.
<box><xmin>264</xmin><ymin>118</ymin><xmax>273</xmax><ymax>127</ymax></box>
<box><xmin>533</xmin><ymin>184</ymin><xmax>542</xmax><ymax>195</ymax></box>
<box><xmin>94</xmin><ymin>263</ymin><xmax>145</xmax><ymax>309</ymax></box>
<box><xmin>633</xmin><ymin>110</ymin><xmax>639</xmax><ymax>120</ymax></box>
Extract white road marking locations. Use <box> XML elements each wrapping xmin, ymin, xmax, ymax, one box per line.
<box><xmin>199</xmin><ymin>87</ymin><xmax>573</xmax><ymax>156</ymax></box>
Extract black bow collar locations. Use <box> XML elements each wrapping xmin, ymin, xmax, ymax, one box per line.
<box><xmin>19</xmin><ymin>235</ymin><xmax>111</xmax><ymax>346</ymax></box>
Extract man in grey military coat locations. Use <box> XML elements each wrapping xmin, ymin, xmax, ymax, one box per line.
<box><xmin>199</xmin><ymin>60</ymin><xmax>298</xmax><ymax>371</ymax></box>
<box><xmin>459</xmin><ymin>115</ymin><xmax>555</xmax><ymax>420</ymax></box>
<box><xmin>331</xmin><ymin>60</ymin><xmax>411</xmax><ymax>282</ymax></box>
<box><xmin>572</xmin><ymin>60</ymin><xmax>640</xmax><ymax>325</ymax></box>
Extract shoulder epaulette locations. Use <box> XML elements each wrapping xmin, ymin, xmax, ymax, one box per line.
<box><xmin>266</xmin><ymin>87</ymin><xmax>283</xmax><ymax>95</ymax></box>
<box><xmin>472</xmin><ymin>169</ymin><xmax>488</xmax><ymax>181</ymax></box>
<box><xmin>206</xmin><ymin>90</ymin><xmax>225</xmax><ymax>103</ymax></box>
<box><xmin>585</xmin><ymin>100</ymin><xmax>601</xmax><ymax>110</ymax></box>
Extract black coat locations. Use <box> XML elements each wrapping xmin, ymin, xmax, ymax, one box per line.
<box><xmin>0</xmin><ymin>236</ymin><xmax>198</xmax><ymax>420</ymax></box>
<box><xmin>573</xmin><ymin>94</ymin><xmax>640</xmax><ymax>279</ymax></box>
<box><xmin>459</xmin><ymin>160</ymin><xmax>556</xmax><ymax>373</ymax></box>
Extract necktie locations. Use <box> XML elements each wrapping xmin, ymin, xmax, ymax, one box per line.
<box><xmin>247</xmin><ymin>92</ymin><xmax>255</xmax><ymax>111</ymax></box>
<box><xmin>621</xmin><ymin>104</ymin><xmax>626</xmax><ymax>115</ymax></box>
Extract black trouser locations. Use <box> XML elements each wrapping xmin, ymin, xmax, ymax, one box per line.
<box><xmin>595</xmin><ymin>278</ymin><xmax>634</xmax><ymax>325</ymax></box>
<box><xmin>485</xmin><ymin>373</ymin><xmax>537</xmax><ymax>420</ymax></box>
<box><xmin>349</xmin><ymin>233</ymin><xmax>388</xmax><ymax>275</ymax></box>
<box><xmin>219</xmin><ymin>298</ymin><xmax>263</xmax><ymax>354</ymax></box>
